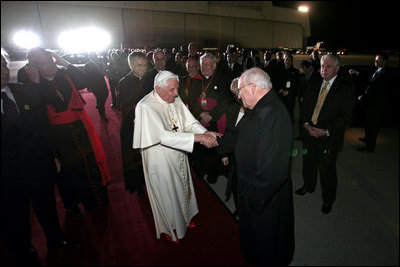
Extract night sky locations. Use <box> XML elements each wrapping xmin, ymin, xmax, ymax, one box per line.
<box><xmin>272</xmin><ymin>1</ymin><xmax>398</xmax><ymax>53</ymax></box>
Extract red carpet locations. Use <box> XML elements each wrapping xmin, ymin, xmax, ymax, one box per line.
<box><xmin>26</xmin><ymin>88</ymin><xmax>251</xmax><ymax>265</ymax></box>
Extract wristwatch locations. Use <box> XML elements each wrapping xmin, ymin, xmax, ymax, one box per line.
<box><xmin>325</xmin><ymin>129</ymin><xmax>330</xmax><ymax>136</ymax></box>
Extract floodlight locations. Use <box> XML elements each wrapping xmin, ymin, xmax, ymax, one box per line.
<box><xmin>13</xmin><ymin>30</ymin><xmax>40</xmax><ymax>49</ymax></box>
<box><xmin>58</xmin><ymin>27</ymin><xmax>111</xmax><ymax>53</ymax></box>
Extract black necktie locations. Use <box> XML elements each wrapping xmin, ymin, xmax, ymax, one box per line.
<box><xmin>2</xmin><ymin>92</ymin><xmax>19</xmax><ymax>121</ymax></box>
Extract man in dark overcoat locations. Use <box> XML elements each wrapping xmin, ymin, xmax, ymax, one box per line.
<box><xmin>235</xmin><ymin>67</ymin><xmax>294</xmax><ymax>266</ymax></box>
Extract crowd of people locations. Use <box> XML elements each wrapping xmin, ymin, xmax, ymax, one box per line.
<box><xmin>1</xmin><ymin>40</ymin><xmax>395</xmax><ymax>265</ymax></box>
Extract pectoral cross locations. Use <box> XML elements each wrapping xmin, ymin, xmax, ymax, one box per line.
<box><xmin>172</xmin><ymin>124</ymin><xmax>179</xmax><ymax>132</ymax></box>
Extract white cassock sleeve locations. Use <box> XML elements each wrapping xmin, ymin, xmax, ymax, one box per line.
<box><xmin>160</xmin><ymin>131</ymin><xmax>195</xmax><ymax>153</ymax></box>
<box><xmin>133</xmin><ymin>98</ymin><xmax>163</xmax><ymax>150</ymax></box>
<box><xmin>133</xmin><ymin>93</ymin><xmax>207</xmax><ymax>153</ymax></box>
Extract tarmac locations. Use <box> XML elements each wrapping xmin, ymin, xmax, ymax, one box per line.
<box><xmin>206</xmin><ymin>109</ymin><xmax>399</xmax><ymax>266</ymax></box>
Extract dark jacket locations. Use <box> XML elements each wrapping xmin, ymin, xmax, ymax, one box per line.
<box><xmin>2</xmin><ymin>83</ymin><xmax>56</xmax><ymax>182</ymax></box>
<box><xmin>234</xmin><ymin>89</ymin><xmax>294</xmax><ymax>265</ymax></box>
<box><xmin>300</xmin><ymin>75</ymin><xmax>355</xmax><ymax>150</ymax></box>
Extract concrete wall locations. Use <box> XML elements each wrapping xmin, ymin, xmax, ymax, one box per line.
<box><xmin>1</xmin><ymin>1</ymin><xmax>310</xmax><ymax>50</ymax></box>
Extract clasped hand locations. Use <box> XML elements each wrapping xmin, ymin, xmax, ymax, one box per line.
<box><xmin>304</xmin><ymin>123</ymin><xmax>327</xmax><ymax>138</ymax></box>
<box><xmin>199</xmin><ymin>112</ymin><xmax>212</xmax><ymax>125</ymax></box>
<box><xmin>195</xmin><ymin>131</ymin><xmax>222</xmax><ymax>148</ymax></box>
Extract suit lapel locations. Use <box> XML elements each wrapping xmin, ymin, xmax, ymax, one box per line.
<box><xmin>8</xmin><ymin>84</ymin><xmax>24</xmax><ymax>116</ymax></box>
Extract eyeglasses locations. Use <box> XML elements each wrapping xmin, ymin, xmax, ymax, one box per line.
<box><xmin>237</xmin><ymin>83</ymin><xmax>251</xmax><ymax>94</ymax></box>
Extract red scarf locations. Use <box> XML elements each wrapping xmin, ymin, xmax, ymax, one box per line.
<box><xmin>46</xmin><ymin>75</ymin><xmax>111</xmax><ymax>186</ymax></box>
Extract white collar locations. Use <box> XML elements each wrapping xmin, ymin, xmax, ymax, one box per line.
<box><xmin>153</xmin><ymin>89</ymin><xmax>169</xmax><ymax>105</ymax></box>
<box><xmin>1</xmin><ymin>85</ymin><xmax>10</xmax><ymax>94</ymax></box>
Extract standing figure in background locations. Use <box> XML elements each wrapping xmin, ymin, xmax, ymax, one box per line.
<box><xmin>188</xmin><ymin>53</ymin><xmax>232</xmax><ymax>184</ymax></box>
<box><xmin>351</xmin><ymin>53</ymin><xmax>392</xmax><ymax>153</ymax></box>
<box><xmin>278</xmin><ymin>54</ymin><xmax>300</xmax><ymax>121</ymax></box>
<box><xmin>179</xmin><ymin>57</ymin><xmax>202</xmax><ymax>109</ymax></box>
<box><xmin>296</xmin><ymin>54</ymin><xmax>355</xmax><ymax>215</ymax></box>
<box><xmin>85</xmin><ymin>51</ymin><xmax>109</xmax><ymax>121</ymax></box>
<box><xmin>216</xmin><ymin>77</ymin><xmax>246</xmax><ymax>217</ymax></box>
<box><xmin>105</xmin><ymin>51</ymin><xmax>122</xmax><ymax>110</ymax></box>
<box><xmin>118</xmin><ymin>51</ymin><xmax>148</xmax><ymax>195</ymax></box>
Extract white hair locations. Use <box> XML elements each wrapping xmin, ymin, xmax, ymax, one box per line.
<box><xmin>199</xmin><ymin>53</ymin><xmax>216</xmax><ymax>65</ymax></box>
<box><xmin>240</xmin><ymin>67</ymin><xmax>272</xmax><ymax>90</ymax></box>
<box><xmin>154</xmin><ymin>70</ymin><xmax>179</xmax><ymax>88</ymax></box>
<box><xmin>321</xmin><ymin>54</ymin><xmax>341</xmax><ymax>67</ymax></box>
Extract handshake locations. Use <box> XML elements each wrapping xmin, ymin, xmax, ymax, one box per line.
<box><xmin>194</xmin><ymin>131</ymin><xmax>222</xmax><ymax>148</ymax></box>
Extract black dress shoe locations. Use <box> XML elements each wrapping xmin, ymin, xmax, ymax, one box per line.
<box><xmin>17</xmin><ymin>245</ymin><xmax>41</xmax><ymax>266</ymax></box>
<box><xmin>357</xmin><ymin>147</ymin><xmax>375</xmax><ymax>153</ymax></box>
<box><xmin>321</xmin><ymin>203</ymin><xmax>332</xmax><ymax>214</ymax></box>
<box><xmin>358</xmin><ymin>137</ymin><xmax>367</xmax><ymax>143</ymax></box>
<box><xmin>58</xmin><ymin>236</ymin><xmax>82</xmax><ymax>249</ymax></box>
<box><xmin>66</xmin><ymin>206</ymin><xmax>83</xmax><ymax>217</ymax></box>
<box><xmin>295</xmin><ymin>187</ymin><xmax>309</xmax><ymax>195</ymax></box>
<box><xmin>100</xmin><ymin>114</ymin><xmax>109</xmax><ymax>122</ymax></box>
<box><xmin>111</xmin><ymin>103</ymin><xmax>120</xmax><ymax>110</ymax></box>
<box><xmin>207</xmin><ymin>175</ymin><xmax>218</xmax><ymax>184</ymax></box>
<box><xmin>48</xmin><ymin>235</ymin><xmax>82</xmax><ymax>254</ymax></box>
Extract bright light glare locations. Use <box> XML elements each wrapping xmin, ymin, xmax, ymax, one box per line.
<box><xmin>58</xmin><ymin>27</ymin><xmax>111</xmax><ymax>53</ymax></box>
<box><xmin>298</xmin><ymin>6</ymin><xmax>309</xmax><ymax>13</ymax></box>
<box><xmin>13</xmin><ymin>30</ymin><xmax>40</xmax><ymax>49</ymax></box>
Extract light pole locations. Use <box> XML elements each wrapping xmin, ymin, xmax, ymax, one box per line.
<box><xmin>298</xmin><ymin>5</ymin><xmax>310</xmax><ymax>50</ymax></box>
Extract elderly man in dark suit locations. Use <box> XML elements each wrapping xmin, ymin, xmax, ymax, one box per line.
<box><xmin>235</xmin><ymin>68</ymin><xmax>294</xmax><ymax>266</ymax></box>
<box><xmin>296</xmin><ymin>54</ymin><xmax>355</xmax><ymax>214</ymax></box>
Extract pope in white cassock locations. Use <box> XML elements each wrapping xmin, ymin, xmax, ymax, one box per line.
<box><xmin>133</xmin><ymin>71</ymin><xmax>221</xmax><ymax>243</ymax></box>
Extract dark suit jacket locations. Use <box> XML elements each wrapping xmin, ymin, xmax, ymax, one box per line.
<box><xmin>227</xmin><ymin>62</ymin><xmax>244</xmax><ymax>81</ymax></box>
<box><xmin>117</xmin><ymin>72</ymin><xmax>147</xmax><ymax>118</ymax></box>
<box><xmin>84</xmin><ymin>61</ymin><xmax>109</xmax><ymax>100</ymax></box>
<box><xmin>363</xmin><ymin>67</ymin><xmax>391</xmax><ymax>113</ymax></box>
<box><xmin>2</xmin><ymin>83</ymin><xmax>56</xmax><ymax>187</ymax></box>
<box><xmin>216</xmin><ymin>100</ymin><xmax>243</xmax><ymax>157</ymax></box>
<box><xmin>141</xmin><ymin>66</ymin><xmax>175</xmax><ymax>98</ymax></box>
<box><xmin>300</xmin><ymin>75</ymin><xmax>355</xmax><ymax>149</ymax></box>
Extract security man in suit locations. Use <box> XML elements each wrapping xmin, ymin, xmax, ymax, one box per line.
<box><xmin>1</xmin><ymin>54</ymin><xmax>79</xmax><ymax>265</ymax></box>
<box><xmin>354</xmin><ymin>53</ymin><xmax>392</xmax><ymax>152</ymax></box>
<box><xmin>296</xmin><ymin>54</ymin><xmax>355</xmax><ymax>214</ymax></box>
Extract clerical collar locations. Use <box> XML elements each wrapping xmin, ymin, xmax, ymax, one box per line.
<box><xmin>132</xmin><ymin>72</ymin><xmax>142</xmax><ymax>80</ymax></box>
<box><xmin>153</xmin><ymin>90</ymin><xmax>169</xmax><ymax>105</ymax></box>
